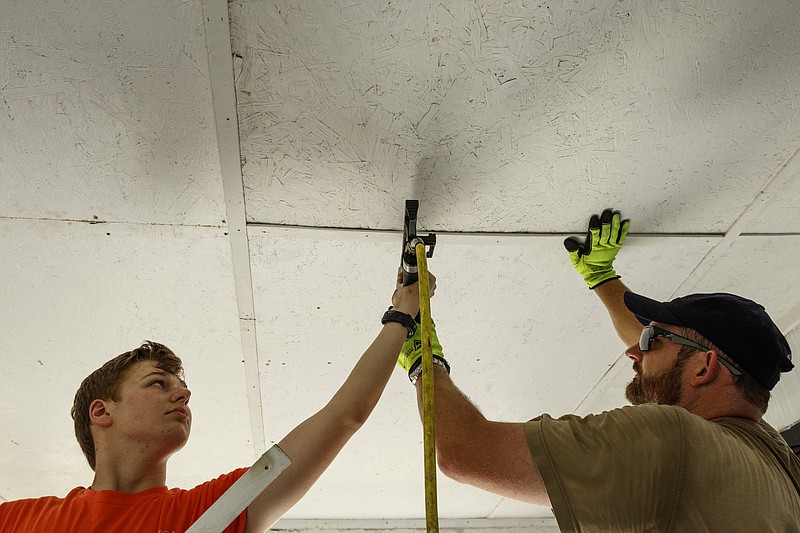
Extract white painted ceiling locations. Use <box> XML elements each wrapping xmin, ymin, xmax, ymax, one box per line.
<box><xmin>2</xmin><ymin>0</ymin><xmax>799</xmax><ymax>528</ymax></box>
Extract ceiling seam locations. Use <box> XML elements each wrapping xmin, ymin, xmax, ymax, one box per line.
<box><xmin>0</xmin><ymin>215</ymin><xmax>225</xmax><ymax>229</ymax></box>
<box><xmin>272</xmin><ymin>517</ymin><xmax>560</xmax><ymax>530</ymax></box>
<box><xmin>246</xmin><ymin>222</ymin><xmax>734</xmax><ymax>239</ymax></box>
<box><xmin>484</xmin><ymin>495</ymin><xmax>509</xmax><ymax>519</ymax></box>
<box><xmin>777</xmin><ymin>302</ymin><xmax>800</xmax><ymax>335</ymax></box>
<box><xmin>672</xmin><ymin>144</ymin><xmax>800</xmax><ymax>300</ymax></box>
<box><xmin>200</xmin><ymin>0</ymin><xmax>266</xmax><ymax>456</ymax></box>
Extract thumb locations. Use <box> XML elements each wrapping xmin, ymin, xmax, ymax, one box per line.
<box><xmin>563</xmin><ymin>237</ymin><xmax>581</xmax><ymax>252</ymax></box>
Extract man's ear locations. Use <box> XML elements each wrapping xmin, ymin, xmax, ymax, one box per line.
<box><xmin>89</xmin><ymin>399</ymin><xmax>113</xmax><ymax>428</ymax></box>
<box><xmin>689</xmin><ymin>351</ymin><xmax>721</xmax><ymax>387</ymax></box>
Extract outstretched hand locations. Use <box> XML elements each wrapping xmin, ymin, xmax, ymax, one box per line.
<box><xmin>564</xmin><ymin>209</ymin><xmax>630</xmax><ymax>289</ymax></box>
<box><xmin>391</xmin><ymin>272</ymin><xmax>436</xmax><ymax>317</ymax></box>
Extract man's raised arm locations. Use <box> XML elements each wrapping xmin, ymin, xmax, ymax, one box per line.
<box><xmin>395</xmin><ymin>322</ymin><xmax>551</xmax><ymax>507</ymax></box>
<box><xmin>564</xmin><ymin>209</ymin><xmax>642</xmax><ymax>346</ymax></box>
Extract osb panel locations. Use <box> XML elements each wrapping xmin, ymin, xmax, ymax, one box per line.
<box><xmin>0</xmin><ymin>0</ymin><xmax>225</xmax><ymax>226</ymax></box>
<box><xmin>232</xmin><ymin>0</ymin><xmax>800</xmax><ymax>233</ymax></box>
<box><xmin>0</xmin><ymin>219</ymin><xmax>252</xmax><ymax>501</ymax></box>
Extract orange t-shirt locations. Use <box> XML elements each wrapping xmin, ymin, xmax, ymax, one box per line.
<box><xmin>0</xmin><ymin>468</ymin><xmax>249</xmax><ymax>533</ymax></box>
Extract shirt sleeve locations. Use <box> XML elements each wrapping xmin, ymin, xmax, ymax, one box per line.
<box><xmin>169</xmin><ymin>468</ymin><xmax>250</xmax><ymax>532</ymax></box>
<box><xmin>525</xmin><ymin>404</ymin><xmax>688</xmax><ymax>533</ymax></box>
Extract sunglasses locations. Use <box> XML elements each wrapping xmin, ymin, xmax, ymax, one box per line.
<box><xmin>638</xmin><ymin>325</ymin><xmax>742</xmax><ymax>377</ymax></box>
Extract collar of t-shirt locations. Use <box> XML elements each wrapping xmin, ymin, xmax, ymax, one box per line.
<box><xmin>71</xmin><ymin>485</ymin><xmax>170</xmax><ymax>504</ymax></box>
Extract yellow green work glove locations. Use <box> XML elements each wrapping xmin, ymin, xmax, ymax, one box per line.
<box><xmin>397</xmin><ymin>319</ymin><xmax>449</xmax><ymax>384</ymax></box>
<box><xmin>564</xmin><ymin>209</ymin><xmax>630</xmax><ymax>289</ymax></box>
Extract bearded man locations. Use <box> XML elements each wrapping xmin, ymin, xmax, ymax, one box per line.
<box><xmin>395</xmin><ymin>209</ymin><xmax>799</xmax><ymax>532</ymax></box>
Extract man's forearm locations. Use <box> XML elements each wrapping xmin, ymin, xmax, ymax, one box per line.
<box><xmin>415</xmin><ymin>365</ymin><xmax>487</xmax><ymax>475</ymax></box>
<box><xmin>593</xmin><ymin>279</ymin><xmax>642</xmax><ymax>347</ymax></box>
<box><xmin>414</xmin><ymin>366</ymin><xmax>550</xmax><ymax>505</ymax></box>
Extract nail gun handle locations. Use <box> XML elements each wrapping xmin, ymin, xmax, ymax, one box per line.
<box><xmin>401</xmin><ymin>246</ymin><xmax>421</xmax><ymax>322</ymax></box>
<box><xmin>402</xmin><ymin>244</ymin><xmax>420</xmax><ymax>288</ymax></box>
<box><xmin>399</xmin><ymin>200</ymin><xmax>420</xmax><ymax>290</ymax></box>
<box><xmin>398</xmin><ymin>200</ymin><xmax>436</xmax><ymax>321</ymax></box>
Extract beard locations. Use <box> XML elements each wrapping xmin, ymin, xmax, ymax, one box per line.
<box><xmin>625</xmin><ymin>358</ymin><xmax>686</xmax><ymax>406</ymax></box>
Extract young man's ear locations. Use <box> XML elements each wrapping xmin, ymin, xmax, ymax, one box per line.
<box><xmin>89</xmin><ymin>399</ymin><xmax>113</xmax><ymax>428</ymax></box>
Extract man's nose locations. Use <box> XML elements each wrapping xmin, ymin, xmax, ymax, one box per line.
<box><xmin>626</xmin><ymin>343</ymin><xmax>643</xmax><ymax>362</ymax></box>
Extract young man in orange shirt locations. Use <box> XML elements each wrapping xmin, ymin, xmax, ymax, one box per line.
<box><xmin>0</xmin><ymin>273</ymin><xmax>434</xmax><ymax>532</ymax></box>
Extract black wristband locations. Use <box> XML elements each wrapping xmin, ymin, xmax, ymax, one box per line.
<box><xmin>381</xmin><ymin>307</ymin><xmax>417</xmax><ymax>339</ymax></box>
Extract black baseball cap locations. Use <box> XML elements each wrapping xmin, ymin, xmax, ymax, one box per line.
<box><xmin>624</xmin><ymin>292</ymin><xmax>793</xmax><ymax>390</ymax></box>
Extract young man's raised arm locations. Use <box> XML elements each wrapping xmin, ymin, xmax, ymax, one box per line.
<box><xmin>243</xmin><ymin>275</ymin><xmax>435</xmax><ymax>532</ymax></box>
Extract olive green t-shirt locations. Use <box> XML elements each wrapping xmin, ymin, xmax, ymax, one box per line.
<box><xmin>525</xmin><ymin>404</ymin><xmax>800</xmax><ymax>532</ymax></box>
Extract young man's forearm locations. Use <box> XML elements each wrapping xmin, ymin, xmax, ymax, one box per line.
<box><xmin>326</xmin><ymin>322</ymin><xmax>410</xmax><ymax>427</ymax></box>
<box><xmin>249</xmin><ymin>320</ymin><xmax>414</xmax><ymax>531</ymax></box>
